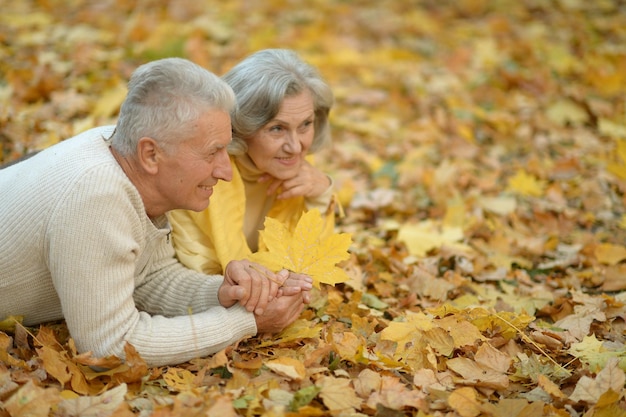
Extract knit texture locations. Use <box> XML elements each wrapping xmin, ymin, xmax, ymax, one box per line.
<box><xmin>0</xmin><ymin>126</ymin><xmax>257</xmax><ymax>367</ymax></box>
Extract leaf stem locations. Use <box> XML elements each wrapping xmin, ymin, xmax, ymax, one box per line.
<box><xmin>494</xmin><ymin>312</ymin><xmax>571</xmax><ymax>376</ymax></box>
<box><xmin>249</xmin><ymin>264</ymin><xmax>284</xmax><ymax>287</ymax></box>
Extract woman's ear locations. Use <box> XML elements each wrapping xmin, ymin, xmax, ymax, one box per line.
<box><xmin>137</xmin><ymin>137</ymin><xmax>160</xmax><ymax>174</ymax></box>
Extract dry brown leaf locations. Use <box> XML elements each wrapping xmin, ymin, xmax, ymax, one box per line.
<box><xmin>365</xmin><ymin>375</ymin><xmax>427</xmax><ymax>411</ymax></box>
<box><xmin>1</xmin><ymin>1</ymin><xmax>625</xmax><ymax>416</ymax></box>
<box><xmin>3</xmin><ymin>380</ymin><xmax>61</xmax><ymax>417</ymax></box>
<box><xmin>265</xmin><ymin>357</ymin><xmax>306</xmax><ymax>381</ymax></box>
<box><xmin>56</xmin><ymin>383</ymin><xmax>127</xmax><ymax>417</ymax></box>
<box><xmin>317</xmin><ymin>376</ymin><xmax>362</xmax><ymax>413</ymax></box>
<box><xmin>448</xmin><ymin>386</ymin><xmax>482</xmax><ymax>417</ymax></box>
<box><xmin>446</xmin><ymin>357</ymin><xmax>509</xmax><ymax>390</ymax></box>
<box><xmin>569</xmin><ymin>358</ymin><xmax>626</xmax><ymax>404</ymax></box>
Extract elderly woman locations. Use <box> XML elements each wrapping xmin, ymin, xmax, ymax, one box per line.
<box><xmin>169</xmin><ymin>49</ymin><xmax>336</xmax><ymax>274</ymax></box>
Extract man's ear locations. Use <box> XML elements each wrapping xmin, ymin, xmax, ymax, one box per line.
<box><xmin>136</xmin><ymin>137</ymin><xmax>160</xmax><ymax>174</ymax></box>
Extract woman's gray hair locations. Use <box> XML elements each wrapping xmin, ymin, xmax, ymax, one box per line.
<box><xmin>223</xmin><ymin>49</ymin><xmax>334</xmax><ymax>156</ymax></box>
<box><xmin>111</xmin><ymin>57</ymin><xmax>235</xmax><ymax>156</ymax></box>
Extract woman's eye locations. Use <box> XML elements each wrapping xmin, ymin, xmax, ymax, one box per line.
<box><xmin>269</xmin><ymin>125</ymin><xmax>283</xmax><ymax>133</ymax></box>
<box><xmin>299</xmin><ymin>120</ymin><xmax>314</xmax><ymax>131</ymax></box>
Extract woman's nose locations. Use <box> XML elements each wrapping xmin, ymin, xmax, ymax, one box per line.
<box><xmin>283</xmin><ymin>132</ymin><xmax>303</xmax><ymax>153</ymax></box>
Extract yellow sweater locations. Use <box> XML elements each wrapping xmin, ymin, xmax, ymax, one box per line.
<box><xmin>169</xmin><ymin>155</ymin><xmax>335</xmax><ymax>274</ymax></box>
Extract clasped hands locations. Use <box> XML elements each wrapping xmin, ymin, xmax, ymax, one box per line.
<box><xmin>218</xmin><ymin>260</ymin><xmax>313</xmax><ymax>332</ymax></box>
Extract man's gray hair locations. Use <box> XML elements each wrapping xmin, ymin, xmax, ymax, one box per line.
<box><xmin>112</xmin><ymin>57</ymin><xmax>235</xmax><ymax>156</ymax></box>
<box><xmin>223</xmin><ymin>49</ymin><xmax>334</xmax><ymax>156</ymax></box>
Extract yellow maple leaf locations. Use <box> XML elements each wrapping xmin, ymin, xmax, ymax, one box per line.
<box><xmin>568</xmin><ymin>334</ymin><xmax>626</xmax><ymax>372</ymax></box>
<box><xmin>397</xmin><ymin>219</ymin><xmax>468</xmax><ymax>257</ymax></box>
<box><xmin>163</xmin><ymin>367</ymin><xmax>196</xmax><ymax>392</ymax></box>
<box><xmin>506</xmin><ymin>169</ymin><xmax>546</xmax><ymax>197</ymax></box>
<box><xmin>379</xmin><ymin>311</ymin><xmax>434</xmax><ymax>354</ymax></box>
<box><xmin>249</xmin><ymin>209</ymin><xmax>352</xmax><ymax>288</ymax></box>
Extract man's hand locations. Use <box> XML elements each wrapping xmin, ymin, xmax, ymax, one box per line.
<box><xmin>254</xmin><ymin>292</ymin><xmax>308</xmax><ymax>334</ymax></box>
<box><xmin>218</xmin><ymin>261</ymin><xmax>313</xmax><ymax>314</ymax></box>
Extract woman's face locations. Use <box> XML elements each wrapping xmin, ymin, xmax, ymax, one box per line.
<box><xmin>246</xmin><ymin>90</ymin><xmax>315</xmax><ymax>180</ymax></box>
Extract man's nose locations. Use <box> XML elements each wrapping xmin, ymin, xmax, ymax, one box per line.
<box><xmin>214</xmin><ymin>149</ymin><xmax>232</xmax><ymax>182</ymax></box>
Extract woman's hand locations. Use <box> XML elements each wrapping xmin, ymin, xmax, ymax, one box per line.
<box><xmin>218</xmin><ymin>261</ymin><xmax>313</xmax><ymax>314</ymax></box>
<box><xmin>259</xmin><ymin>161</ymin><xmax>330</xmax><ymax>200</ymax></box>
<box><xmin>278</xmin><ymin>271</ymin><xmax>314</xmax><ymax>304</ymax></box>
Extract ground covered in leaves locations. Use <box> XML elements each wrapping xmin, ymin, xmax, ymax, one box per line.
<box><xmin>1</xmin><ymin>0</ymin><xmax>626</xmax><ymax>416</ymax></box>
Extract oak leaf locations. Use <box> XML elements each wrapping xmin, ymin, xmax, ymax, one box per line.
<box><xmin>249</xmin><ymin>209</ymin><xmax>352</xmax><ymax>288</ymax></box>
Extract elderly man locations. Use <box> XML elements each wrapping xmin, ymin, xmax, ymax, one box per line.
<box><xmin>0</xmin><ymin>58</ymin><xmax>311</xmax><ymax>367</ymax></box>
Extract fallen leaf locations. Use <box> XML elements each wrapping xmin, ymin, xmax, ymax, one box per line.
<box><xmin>250</xmin><ymin>209</ymin><xmax>352</xmax><ymax>287</ymax></box>
<box><xmin>3</xmin><ymin>380</ymin><xmax>61</xmax><ymax>417</ymax></box>
<box><xmin>448</xmin><ymin>386</ymin><xmax>482</xmax><ymax>417</ymax></box>
<box><xmin>594</xmin><ymin>243</ymin><xmax>626</xmax><ymax>265</ymax></box>
<box><xmin>56</xmin><ymin>383</ymin><xmax>127</xmax><ymax>417</ymax></box>
<box><xmin>569</xmin><ymin>358</ymin><xmax>626</xmax><ymax>404</ymax></box>
<box><xmin>506</xmin><ymin>169</ymin><xmax>546</xmax><ymax>197</ymax></box>
<box><xmin>266</xmin><ymin>357</ymin><xmax>306</xmax><ymax>381</ymax></box>
<box><xmin>397</xmin><ymin>220</ymin><xmax>468</xmax><ymax>257</ymax></box>
<box><xmin>317</xmin><ymin>376</ymin><xmax>362</xmax><ymax>413</ymax></box>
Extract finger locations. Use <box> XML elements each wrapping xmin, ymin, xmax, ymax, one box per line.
<box><xmin>275</xmin><ymin>269</ymin><xmax>289</xmax><ymax>285</ymax></box>
<box><xmin>277</xmin><ymin>183</ymin><xmax>309</xmax><ymax>200</ymax></box>
<box><xmin>249</xmin><ymin>264</ymin><xmax>282</xmax><ymax>298</ymax></box>
<box><xmin>281</xmin><ymin>271</ymin><xmax>313</xmax><ymax>289</ymax></box>
<box><xmin>221</xmin><ymin>261</ymin><xmax>251</xmax><ymax>307</ymax></box>
<box><xmin>266</xmin><ymin>179</ymin><xmax>283</xmax><ymax>196</ymax></box>
<box><xmin>228</xmin><ymin>286</ymin><xmax>247</xmax><ymax>303</ymax></box>
<box><xmin>243</xmin><ymin>264</ymin><xmax>264</xmax><ymax>312</ymax></box>
<box><xmin>253</xmin><ymin>268</ymin><xmax>274</xmax><ymax>316</ymax></box>
<box><xmin>280</xmin><ymin>286</ymin><xmax>302</xmax><ymax>296</ymax></box>
<box><xmin>249</xmin><ymin>264</ymin><xmax>284</xmax><ymax>315</ymax></box>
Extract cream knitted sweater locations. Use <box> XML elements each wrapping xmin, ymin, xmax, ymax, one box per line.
<box><xmin>0</xmin><ymin>126</ymin><xmax>257</xmax><ymax>367</ymax></box>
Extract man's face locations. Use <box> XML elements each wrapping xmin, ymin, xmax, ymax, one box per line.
<box><xmin>155</xmin><ymin>109</ymin><xmax>233</xmax><ymax>213</ymax></box>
